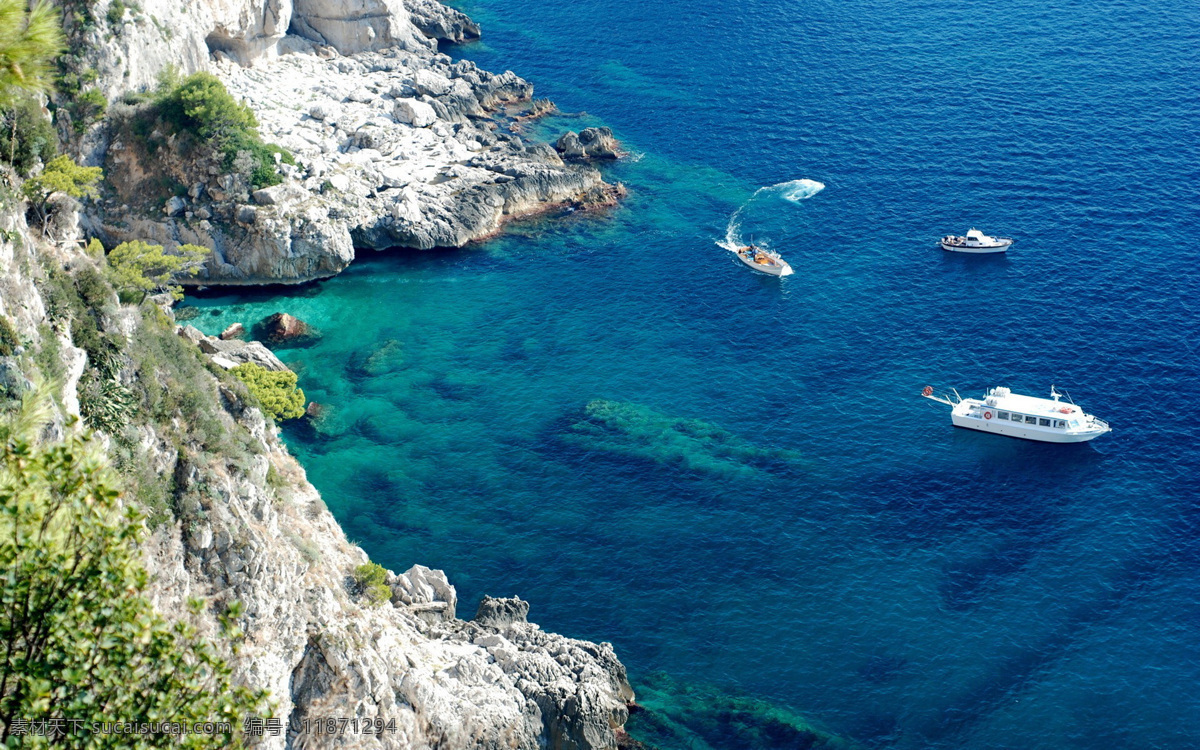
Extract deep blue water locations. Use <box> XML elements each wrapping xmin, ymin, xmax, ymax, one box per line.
<box><xmin>187</xmin><ymin>0</ymin><xmax>1200</xmax><ymax>746</ymax></box>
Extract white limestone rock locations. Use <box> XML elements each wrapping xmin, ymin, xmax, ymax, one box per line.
<box><xmin>392</xmin><ymin>97</ymin><xmax>437</xmax><ymax>127</ymax></box>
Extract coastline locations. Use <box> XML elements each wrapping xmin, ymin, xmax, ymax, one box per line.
<box><xmin>0</xmin><ymin>0</ymin><xmax>639</xmax><ymax>747</ymax></box>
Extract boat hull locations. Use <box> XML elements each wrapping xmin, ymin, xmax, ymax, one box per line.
<box><xmin>732</xmin><ymin>250</ymin><xmax>793</xmax><ymax>276</ymax></box>
<box><xmin>941</xmin><ymin>240</ymin><xmax>1011</xmax><ymax>254</ymax></box>
<box><xmin>950</xmin><ymin>412</ymin><xmax>1107</xmax><ymax>443</ymax></box>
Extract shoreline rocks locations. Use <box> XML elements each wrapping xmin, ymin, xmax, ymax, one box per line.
<box><xmin>556</xmin><ymin>127</ymin><xmax>623</xmax><ymax>161</ymax></box>
<box><xmin>257</xmin><ymin>312</ymin><xmax>318</xmax><ymax>347</ymax></box>
<box><xmin>179</xmin><ymin>324</ymin><xmax>291</xmax><ymax>371</ymax></box>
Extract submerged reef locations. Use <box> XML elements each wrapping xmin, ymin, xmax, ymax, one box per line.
<box><xmin>625</xmin><ymin>672</ymin><xmax>856</xmax><ymax>750</ymax></box>
<box><xmin>560</xmin><ymin>399</ymin><xmax>802</xmax><ymax>480</ymax></box>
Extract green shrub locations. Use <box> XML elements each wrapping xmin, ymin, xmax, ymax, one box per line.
<box><xmin>106</xmin><ymin>239</ymin><xmax>208</xmax><ymax>302</ymax></box>
<box><xmin>20</xmin><ymin>154</ymin><xmax>102</xmax><ymax>229</ymax></box>
<box><xmin>230</xmin><ymin>363</ymin><xmax>305</xmax><ymax>421</ymax></box>
<box><xmin>156</xmin><ymin>71</ymin><xmax>256</xmax><ymax>140</ymax></box>
<box><xmin>0</xmin><ymin>315</ymin><xmax>18</xmax><ymax>356</ymax></box>
<box><xmin>30</xmin><ymin>323</ymin><xmax>64</xmax><ymax>384</ymax></box>
<box><xmin>78</xmin><ymin>369</ymin><xmax>135</xmax><ymax>434</ymax></box>
<box><xmin>0</xmin><ymin>95</ymin><xmax>57</xmax><ymax>176</ymax></box>
<box><xmin>353</xmin><ymin>562</ymin><xmax>391</xmax><ymax>606</ymax></box>
<box><xmin>84</xmin><ymin>236</ymin><xmax>104</xmax><ymax>258</ymax></box>
<box><xmin>106</xmin><ymin>0</ymin><xmax>127</xmax><ymax>25</ymax></box>
<box><xmin>38</xmin><ymin>263</ymin><xmax>124</xmax><ymax>379</ymax></box>
<box><xmin>0</xmin><ymin>390</ymin><xmax>270</xmax><ymax>744</ymax></box>
<box><xmin>149</xmin><ymin>72</ymin><xmax>294</xmax><ymax>190</ymax></box>
<box><xmin>126</xmin><ymin>305</ymin><xmax>232</xmax><ymax>446</ymax></box>
<box><xmin>68</xmin><ymin>86</ymin><xmax>107</xmax><ymax>133</ymax></box>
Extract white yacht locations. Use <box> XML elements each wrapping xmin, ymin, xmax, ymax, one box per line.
<box><xmin>921</xmin><ymin>385</ymin><xmax>1111</xmax><ymax>443</ymax></box>
<box><xmin>940</xmin><ymin>228</ymin><xmax>1013</xmax><ymax>254</ymax></box>
<box><xmin>731</xmin><ymin>244</ymin><xmax>793</xmax><ymax>276</ymax></box>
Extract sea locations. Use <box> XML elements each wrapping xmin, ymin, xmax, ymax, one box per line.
<box><xmin>183</xmin><ymin>0</ymin><xmax>1200</xmax><ymax>746</ymax></box>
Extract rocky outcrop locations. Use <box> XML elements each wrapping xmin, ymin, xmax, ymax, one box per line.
<box><xmin>91</xmin><ymin>46</ymin><xmax>611</xmax><ymax>285</ymax></box>
<box><xmin>556</xmin><ymin>127</ymin><xmax>623</xmax><ymax>161</ymax></box>
<box><xmin>406</xmin><ymin>0</ymin><xmax>481</xmax><ymax>43</ymax></box>
<box><xmin>179</xmin><ymin>324</ymin><xmax>291</xmax><ymax>371</ymax></box>
<box><xmin>257</xmin><ymin>312</ymin><xmax>317</xmax><ymax>346</ymax></box>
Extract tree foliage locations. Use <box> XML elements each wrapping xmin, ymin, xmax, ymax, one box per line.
<box><xmin>0</xmin><ymin>0</ymin><xmax>64</xmax><ymax>105</ymax></box>
<box><xmin>157</xmin><ymin>72</ymin><xmax>257</xmax><ymax>141</ymax></box>
<box><xmin>0</xmin><ymin>315</ymin><xmax>18</xmax><ymax>356</ymax></box>
<box><xmin>353</xmin><ymin>563</ymin><xmax>392</xmax><ymax>607</ymax></box>
<box><xmin>150</xmin><ymin>72</ymin><xmax>293</xmax><ymax>190</ymax></box>
<box><xmin>1</xmin><ymin>95</ymin><xmax>55</xmax><ymax>176</ymax></box>
<box><xmin>229</xmin><ymin>363</ymin><xmax>305</xmax><ymax>422</ymax></box>
<box><xmin>0</xmin><ymin>391</ymin><xmax>270</xmax><ymax>747</ymax></box>
<box><xmin>106</xmin><ymin>240</ymin><xmax>208</xmax><ymax>302</ymax></box>
<box><xmin>19</xmin><ymin>155</ymin><xmax>101</xmax><ymax>229</ymax></box>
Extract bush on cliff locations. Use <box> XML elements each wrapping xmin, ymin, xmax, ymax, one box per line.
<box><xmin>230</xmin><ymin>363</ymin><xmax>305</xmax><ymax>422</ymax></box>
<box><xmin>0</xmin><ymin>95</ymin><xmax>56</xmax><ymax>176</ymax></box>
<box><xmin>19</xmin><ymin>154</ymin><xmax>101</xmax><ymax>230</ymax></box>
<box><xmin>152</xmin><ymin>71</ymin><xmax>294</xmax><ymax>190</ymax></box>
<box><xmin>106</xmin><ymin>239</ymin><xmax>208</xmax><ymax>302</ymax></box>
<box><xmin>0</xmin><ymin>391</ymin><xmax>270</xmax><ymax>747</ymax></box>
<box><xmin>353</xmin><ymin>562</ymin><xmax>392</xmax><ymax>606</ymax></box>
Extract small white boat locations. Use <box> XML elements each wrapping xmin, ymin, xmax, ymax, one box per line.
<box><xmin>731</xmin><ymin>244</ymin><xmax>793</xmax><ymax>277</ymax></box>
<box><xmin>940</xmin><ymin>228</ymin><xmax>1013</xmax><ymax>254</ymax></box>
<box><xmin>921</xmin><ymin>385</ymin><xmax>1111</xmax><ymax>443</ymax></box>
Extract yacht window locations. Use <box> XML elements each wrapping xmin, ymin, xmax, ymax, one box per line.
<box><xmin>1039</xmin><ymin>418</ymin><xmax>1051</xmax><ymax>426</ymax></box>
<box><xmin>1056</xmin><ymin>420</ymin><xmax>1066</xmax><ymax>428</ymax></box>
<box><xmin>997</xmin><ymin>411</ymin><xmax>1010</xmax><ymax>420</ymax></box>
<box><xmin>1024</xmin><ymin>415</ymin><xmax>1038</xmax><ymax>424</ymax></box>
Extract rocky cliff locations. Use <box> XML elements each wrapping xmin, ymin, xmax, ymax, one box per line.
<box><xmin>0</xmin><ymin>196</ymin><xmax>635</xmax><ymax>748</ymax></box>
<box><xmin>75</xmin><ymin>0</ymin><xmax>619</xmax><ymax>285</ymax></box>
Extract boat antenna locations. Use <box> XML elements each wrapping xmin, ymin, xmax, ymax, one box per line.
<box><xmin>1051</xmin><ymin>385</ymin><xmax>1060</xmax><ymax>401</ymax></box>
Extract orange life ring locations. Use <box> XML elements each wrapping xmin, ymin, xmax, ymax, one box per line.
<box><xmin>1059</xmin><ymin>407</ymin><xmax>1071</xmax><ymax>414</ymax></box>
<box><xmin>984</xmin><ymin>411</ymin><xmax>992</xmax><ymax>420</ymax></box>
<box><xmin>922</xmin><ymin>385</ymin><xmax>933</xmax><ymax>397</ymax></box>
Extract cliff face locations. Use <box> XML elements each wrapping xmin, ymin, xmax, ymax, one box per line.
<box><xmin>0</xmin><ymin>200</ymin><xmax>635</xmax><ymax>748</ymax></box>
<box><xmin>77</xmin><ymin>0</ymin><xmax>616</xmax><ymax>285</ymax></box>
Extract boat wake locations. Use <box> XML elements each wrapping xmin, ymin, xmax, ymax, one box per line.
<box><xmin>778</xmin><ymin>178</ymin><xmax>826</xmax><ymax>203</ymax></box>
<box><xmin>717</xmin><ymin>178</ymin><xmax>825</xmax><ymax>253</ymax></box>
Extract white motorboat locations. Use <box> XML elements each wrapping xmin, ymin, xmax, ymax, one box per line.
<box><xmin>731</xmin><ymin>244</ymin><xmax>793</xmax><ymax>277</ymax></box>
<box><xmin>940</xmin><ymin>228</ymin><xmax>1013</xmax><ymax>254</ymax></box>
<box><xmin>921</xmin><ymin>385</ymin><xmax>1111</xmax><ymax>443</ymax></box>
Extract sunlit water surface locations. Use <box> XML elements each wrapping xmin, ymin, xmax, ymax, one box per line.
<box><xmin>186</xmin><ymin>0</ymin><xmax>1200</xmax><ymax>746</ymax></box>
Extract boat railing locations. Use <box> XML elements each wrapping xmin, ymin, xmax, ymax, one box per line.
<box><xmin>1089</xmin><ymin>417</ymin><xmax>1110</xmax><ymax>430</ymax></box>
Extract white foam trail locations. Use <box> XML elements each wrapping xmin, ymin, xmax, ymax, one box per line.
<box><xmin>778</xmin><ymin>178</ymin><xmax>825</xmax><ymax>203</ymax></box>
<box><xmin>717</xmin><ymin>178</ymin><xmax>824</xmax><ymax>252</ymax></box>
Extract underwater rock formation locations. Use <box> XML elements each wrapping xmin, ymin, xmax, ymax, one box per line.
<box><xmin>625</xmin><ymin>672</ymin><xmax>856</xmax><ymax>750</ymax></box>
<box><xmin>560</xmin><ymin>399</ymin><xmax>802</xmax><ymax>480</ymax></box>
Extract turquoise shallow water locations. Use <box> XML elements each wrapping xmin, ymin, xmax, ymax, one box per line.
<box><xmin>187</xmin><ymin>0</ymin><xmax>1200</xmax><ymax>746</ymax></box>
